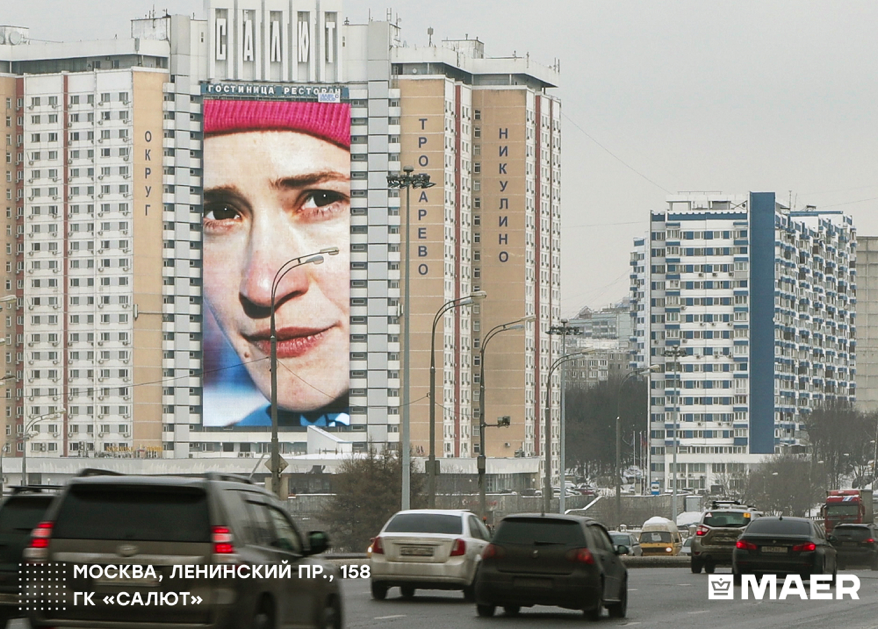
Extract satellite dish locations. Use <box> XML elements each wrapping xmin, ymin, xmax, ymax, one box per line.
<box><xmin>8</xmin><ymin>31</ymin><xmax>22</xmax><ymax>45</ymax></box>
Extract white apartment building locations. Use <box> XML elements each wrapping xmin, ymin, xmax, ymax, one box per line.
<box><xmin>633</xmin><ymin>192</ymin><xmax>857</xmax><ymax>493</ymax></box>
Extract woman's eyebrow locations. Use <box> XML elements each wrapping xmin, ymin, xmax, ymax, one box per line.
<box><xmin>204</xmin><ymin>185</ymin><xmax>249</xmax><ymax>205</ymax></box>
<box><xmin>270</xmin><ymin>170</ymin><xmax>349</xmax><ymax>191</ymax></box>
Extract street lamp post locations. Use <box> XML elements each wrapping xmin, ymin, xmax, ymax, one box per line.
<box><xmin>544</xmin><ymin>350</ymin><xmax>592</xmax><ymax>513</ymax></box>
<box><xmin>478</xmin><ymin>315</ymin><xmax>535</xmax><ymax>519</ymax></box>
<box><xmin>428</xmin><ymin>291</ymin><xmax>487</xmax><ymax>508</ymax></box>
<box><xmin>269</xmin><ymin>248</ymin><xmax>340</xmax><ymax>499</ymax></box>
<box><xmin>546</xmin><ymin>321</ymin><xmax>581</xmax><ymax>513</ymax></box>
<box><xmin>387</xmin><ymin>168</ymin><xmax>435</xmax><ymax>511</ymax></box>
<box><xmin>615</xmin><ymin>365</ymin><xmax>661</xmax><ymax>528</ymax></box>
<box><xmin>22</xmin><ymin>410</ymin><xmax>66</xmax><ymax>485</ymax></box>
<box><xmin>663</xmin><ymin>346</ymin><xmax>686</xmax><ymax>523</ymax></box>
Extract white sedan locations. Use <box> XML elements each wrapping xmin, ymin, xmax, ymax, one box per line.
<box><xmin>369</xmin><ymin>509</ymin><xmax>491</xmax><ymax>600</ymax></box>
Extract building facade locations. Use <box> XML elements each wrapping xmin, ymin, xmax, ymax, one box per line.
<box><xmin>635</xmin><ymin>192</ymin><xmax>857</xmax><ymax>492</ymax></box>
<box><xmin>855</xmin><ymin>236</ymin><xmax>877</xmax><ymax>413</ymax></box>
<box><xmin>0</xmin><ymin>3</ymin><xmax>562</xmax><ymax>487</ymax></box>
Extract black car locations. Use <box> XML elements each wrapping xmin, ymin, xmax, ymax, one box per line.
<box><xmin>474</xmin><ymin>513</ymin><xmax>628</xmax><ymax>619</ymax></box>
<box><xmin>0</xmin><ymin>486</ymin><xmax>58</xmax><ymax>627</ymax></box>
<box><xmin>830</xmin><ymin>523</ymin><xmax>878</xmax><ymax>570</ymax></box>
<box><xmin>24</xmin><ymin>470</ymin><xmax>342</xmax><ymax>628</ymax></box>
<box><xmin>732</xmin><ymin>516</ymin><xmax>837</xmax><ymax>583</ymax></box>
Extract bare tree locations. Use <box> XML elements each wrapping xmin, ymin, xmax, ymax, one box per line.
<box><xmin>740</xmin><ymin>455</ymin><xmax>825</xmax><ymax>517</ymax></box>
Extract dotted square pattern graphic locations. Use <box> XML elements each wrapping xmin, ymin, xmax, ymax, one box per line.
<box><xmin>19</xmin><ymin>563</ymin><xmax>68</xmax><ymax>613</ymax></box>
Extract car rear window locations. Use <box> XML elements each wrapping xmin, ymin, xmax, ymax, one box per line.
<box><xmin>52</xmin><ymin>485</ymin><xmax>211</xmax><ymax>542</ymax></box>
<box><xmin>0</xmin><ymin>496</ymin><xmax>54</xmax><ymax>532</ymax></box>
<box><xmin>702</xmin><ymin>511</ymin><xmax>751</xmax><ymax>528</ymax></box>
<box><xmin>494</xmin><ymin>518</ymin><xmax>586</xmax><ymax>546</ymax></box>
<box><xmin>610</xmin><ymin>534</ymin><xmax>630</xmax><ymax>546</ymax></box>
<box><xmin>746</xmin><ymin>519</ymin><xmax>811</xmax><ymax>536</ymax></box>
<box><xmin>384</xmin><ymin>513</ymin><xmax>462</xmax><ymax>535</ymax></box>
<box><xmin>833</xmin><ymin>526</ymin><xmax>873</xmax><ymax>541</ymax></box>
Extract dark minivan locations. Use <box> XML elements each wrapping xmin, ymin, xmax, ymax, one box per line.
<box><xmin>24</xmin><ymin>471</ymin><xmax>342</xmax><ymax>628</ymax></box>
<box><xmin>474</xmin><ymin>513</ymin><xmax>627</xmax><ymax>619</ymax></box>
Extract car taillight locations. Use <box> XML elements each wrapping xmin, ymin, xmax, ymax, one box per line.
<box><xmin>212</xmin><ymin>526</ymin><xmax>235</xmax><ymax>555</ymax></box>
<box><xmin>23</xmin><ymin>521</ymin><xmax>53</xmax><ymax>563</ymax></box>
<box><xmin>371</xmin><ymin>536</ymin><xmax>384</xmax><ymax>555</ymax></box>
<box><xmin>792</xmin><ymin>542</ymin><xmax>816</xmax><ymax>552</ymax></box>
<box><xmin>696</xmin><ymin>526</ymin><xmax>709</xmax><ymax>536</ymax></box>
<box><xmin>864</xmin><ymin>538</ymin><xmax>876</xmax><ymax>544</ymax></box>
<box><xmin>735</xmin><ymin>540</ymin><xmax>757</xmax><ymax>551</ymax></box>
<box><xmin>481</xmin><ymin>543</ymin><xmax>504</xmax><ymax>560</ymax></box>
<box><xmin>566</xmin><ymin>547</ymin><xmax>595</xmax><ymax>564</ymax></box>
<box><xmin>450</xmin><ymin>539</ymin><xmax>466</xmax><ymax>557</ymax></box>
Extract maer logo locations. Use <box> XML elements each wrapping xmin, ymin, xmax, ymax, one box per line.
<box><xmin>708</xmin><ymin>574</ymin><xmax>861</xmax><ymax>600</ymax></box>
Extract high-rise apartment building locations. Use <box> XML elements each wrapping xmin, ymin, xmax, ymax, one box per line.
<box><xmin>0</xmin><ymin>3</ymin><xmax>562</xmax><ymax>486</ymax></box>
<box><xmin>855</xmin><ymin>236</ymin><xmax>877</xmax><ymax>413</ymax></box>
<box><xmin>633</xmin><ymin>192</ymin><xmax>857</xmax><ymax>492</ymax></box>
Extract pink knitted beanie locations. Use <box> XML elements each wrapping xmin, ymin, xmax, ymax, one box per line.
<box><xmin>203</xmin><ymin>99</ymin><xmax>350</xmax><ymax>149</ymax></box>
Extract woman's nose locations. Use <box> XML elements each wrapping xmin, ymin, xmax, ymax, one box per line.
<box><xmin>239</xmin><ymin>228</ymin><xmax>309</xmax><ymax>312</ymax></box>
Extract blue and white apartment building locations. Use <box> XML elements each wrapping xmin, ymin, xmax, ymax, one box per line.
<box><xmin>632</xmin><ymin>192</ymin><xmax>857</xmax><ymax>493</ymax></box>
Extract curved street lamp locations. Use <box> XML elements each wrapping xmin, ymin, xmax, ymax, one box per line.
<box><xmin>387</xmin><ymin>167</ymin><xmax>435</xmax><ymax>511</ymax></box>
<box><xmin>269</xmin><ymin>247</ymin><xmax>340</xmax><ymax>499</ymax></box>
<box><xmin>478</xmin><ymin>314</ymin><xmax>535</xmax><ymax>519</ymax></box>
<box><xmin>428</xmin><ymin>290</ymin><xmax>487</xmax><ymax>508</ymax></box>
<box><xmin>544</xmin><ymin>350</ymin><xmax>592</xmax><ymax>513</ymax></box>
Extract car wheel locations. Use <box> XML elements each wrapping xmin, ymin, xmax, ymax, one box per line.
<box><xmin>0</xmin><ymin>608</ymin><xmax>12</xmax><ymax>629</ymax></box>
<box><xmin>317</xmin><ymin>597</ymin><xmax>342</xmax><ymax>629</ymax></box>
<box><xmin>704</xmin><ymin>561</ymin><xmax>716</xmax><ymax>574</ymax></box>
<box><xmin>503</xmin><ymin>605</ymin><xmax>520</xmax><ymax>616</ymax></box>
<box><xmin>607</xmin><ymin>579</ymin><xmax>627</xmax><ymax>619</ymax></box>
<box><xmin>585</xmin><ymin>583</ymin><xmax>603</xmax><ymax>621</ymax></box>
<box><xmin>732</xmin><ymin>567</ymin><xmax>742</xmax><ymax>585</ymax></box>
<box><xmin>400</xmin><ymin>586</ymin><xmax>415</xmax><ymax>599</ymax></box>
<box><xmin>690</xmin><ymin>558</ymin><xmax>703</xmax><ymax>574</ymax></box>
<box><xmin>252</xmin><ymin>595</ymin><xmax>275</xmax><ymax>629</ymax></box>
<box><xmin>476</xmin><ymin>604</ymin><xmax>496</xmax><ymax>617</ymax></box>
<box><xmin>370</xmin><ymin>581</ymin><xmax>388</xmax><ymax>601</ymax></box>
<box><xmin>463</xmin><ymin>580</ymin><xmax>476</xmax><ymax>602</ymax></box>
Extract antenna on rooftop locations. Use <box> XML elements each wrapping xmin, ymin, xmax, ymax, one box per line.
<box><xmin>428</xmin><ymin>27</ymin><xmax>433</xmax><ymax>46</ymax></box>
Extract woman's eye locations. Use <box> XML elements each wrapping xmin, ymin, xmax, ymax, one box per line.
<box><xmin>204</xmin><ymin>204</ymin><xmax>240</xmax><ymax>221</ymax></box>
<box><xmin>302</xmin><ymin>190</ymin><xmax>345</xmax><ymax>209</ymax></box>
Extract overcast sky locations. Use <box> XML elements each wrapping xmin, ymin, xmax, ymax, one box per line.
<box><xmin>5</xmin><ymin>1</ymin><xmax>877</xmax><ymax>317</ymax></box>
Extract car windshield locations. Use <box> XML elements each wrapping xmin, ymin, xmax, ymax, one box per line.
<box><xmin>0</xmin><ymin>496</ymin><xmax>54</xmax><ymax>532</ymax></box>
<box><xmin>746</xmin><ymin>519</ymin><xmax>811</xmax><ymax>536</ymax></box>
<box><xmin>494</xmin><ymin>518</ymin><xmax>586</xmax><ymax>546</ymax></box>
<box><xmin>826</xmin><ymin>504</ymin><xmax>860</xmax><ymax>516</ymax></box>
<box><xmin>384</xmin><ymin>513</ymin><xmax>462</xmax><ymax>535</ymax></box>
<box><xmin>639</xmin><ymin>530</ymin><xmax>672</xmax><ymax>543</ymax></box>
<box><xmin>52</xmin><ymin>485</ymin><xmax>211</xmax><ymax>542</ymax></box>
<box><xmin>702</xmin><ymin>511</ymin><xmax>751</xmax><ymax>528</ymax></box>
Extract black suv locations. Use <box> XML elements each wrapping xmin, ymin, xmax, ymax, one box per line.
<box><xmin>24</xmin><ymin>470</ymin><xmax>342</xmax><ymax>628</ymax></box>
<box><xmin>830</xmin><ymin>523</ymin><xmax>878</xmax><ymax>570</ymax></box>
<box><xmin>474</xmin><ymin>513</ymin><xmax>627</xmax><ymax>619</ymax></box>
<box><xmin>691</xmin><ymin>500</ymin><xmax>761</xmax><ymax>573</ymax></box>
<box><xmin>0</xmin><ymin>486</ymin><xmax>58</xmax><ymax>627</ymax></box>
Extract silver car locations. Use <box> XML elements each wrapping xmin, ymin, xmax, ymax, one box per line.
<box><xmin>370</xmin><ymin>510</ymin><xmax>491</xmax><ymax>600</ymax></box>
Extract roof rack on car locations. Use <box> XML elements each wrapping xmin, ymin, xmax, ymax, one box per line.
<box><xmin>76</xmin><ymin>468</ymin><xmax>125</xmax><ymax>478</ymax></box>
<box><xmin>10</xmin><ymin>484</ymin><xmax>62</xmax><ymax>494</ymax></box>
<box><xmin>710</xmin><ymin>498</ymin><xmax>757</xmax><ymax>511</ymax></box>
<box><xmin>203</xmin><ymin>472</ymin><xmax>254</xmax><ymax>485</ymax></box>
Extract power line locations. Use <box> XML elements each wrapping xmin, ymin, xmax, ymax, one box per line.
<box><xmin>562</xmin><ymin>112</ymin><xmax>673</xmax><ymax>194</ymax></box>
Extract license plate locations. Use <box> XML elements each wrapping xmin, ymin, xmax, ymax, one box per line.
<box><xmin>514</xmin><ymin>577</ymin><xmax>552</xmax><ymax>589</ymax></box>
<box><xmin>399</xmin><ymin>546</ymin><xmax>433</xmax><ymax>557</ymax></box>
<box><xmin>761</xmin><ymin>546</ymin><xmax>787</xmax><ymax>553</ymax></box>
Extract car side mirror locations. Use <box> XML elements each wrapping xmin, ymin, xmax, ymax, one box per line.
<box><xmin>827</xmin><ymin>535</ymin><xmax>835</xmax><ymax>543</ymax></box>
<box><xmin>308</xmin><ymin>530</ymin><xmax>330</xmax><ymax>555</ymax></box>
<box><xmin>616</xmin><ymin>544</ymin><xmax>628</xmax><ymax>555</ymax></box>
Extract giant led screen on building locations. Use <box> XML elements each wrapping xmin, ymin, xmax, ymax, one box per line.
<box><xmin>201</xmin><ymin>90</ymin><xmax>350</xmax><ymax>428</ymax></box>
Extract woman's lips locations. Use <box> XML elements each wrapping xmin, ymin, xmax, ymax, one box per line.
<box><xmin>248</xmin><ymin>326</ymin><xmax>332</xmax><ymax>359</ymax></box>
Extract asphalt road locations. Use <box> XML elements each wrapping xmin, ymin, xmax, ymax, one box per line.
<box><xmin>340</xmin><ymin>567</ymin><xmax>879</xmax><ymax>629</ymax></box>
